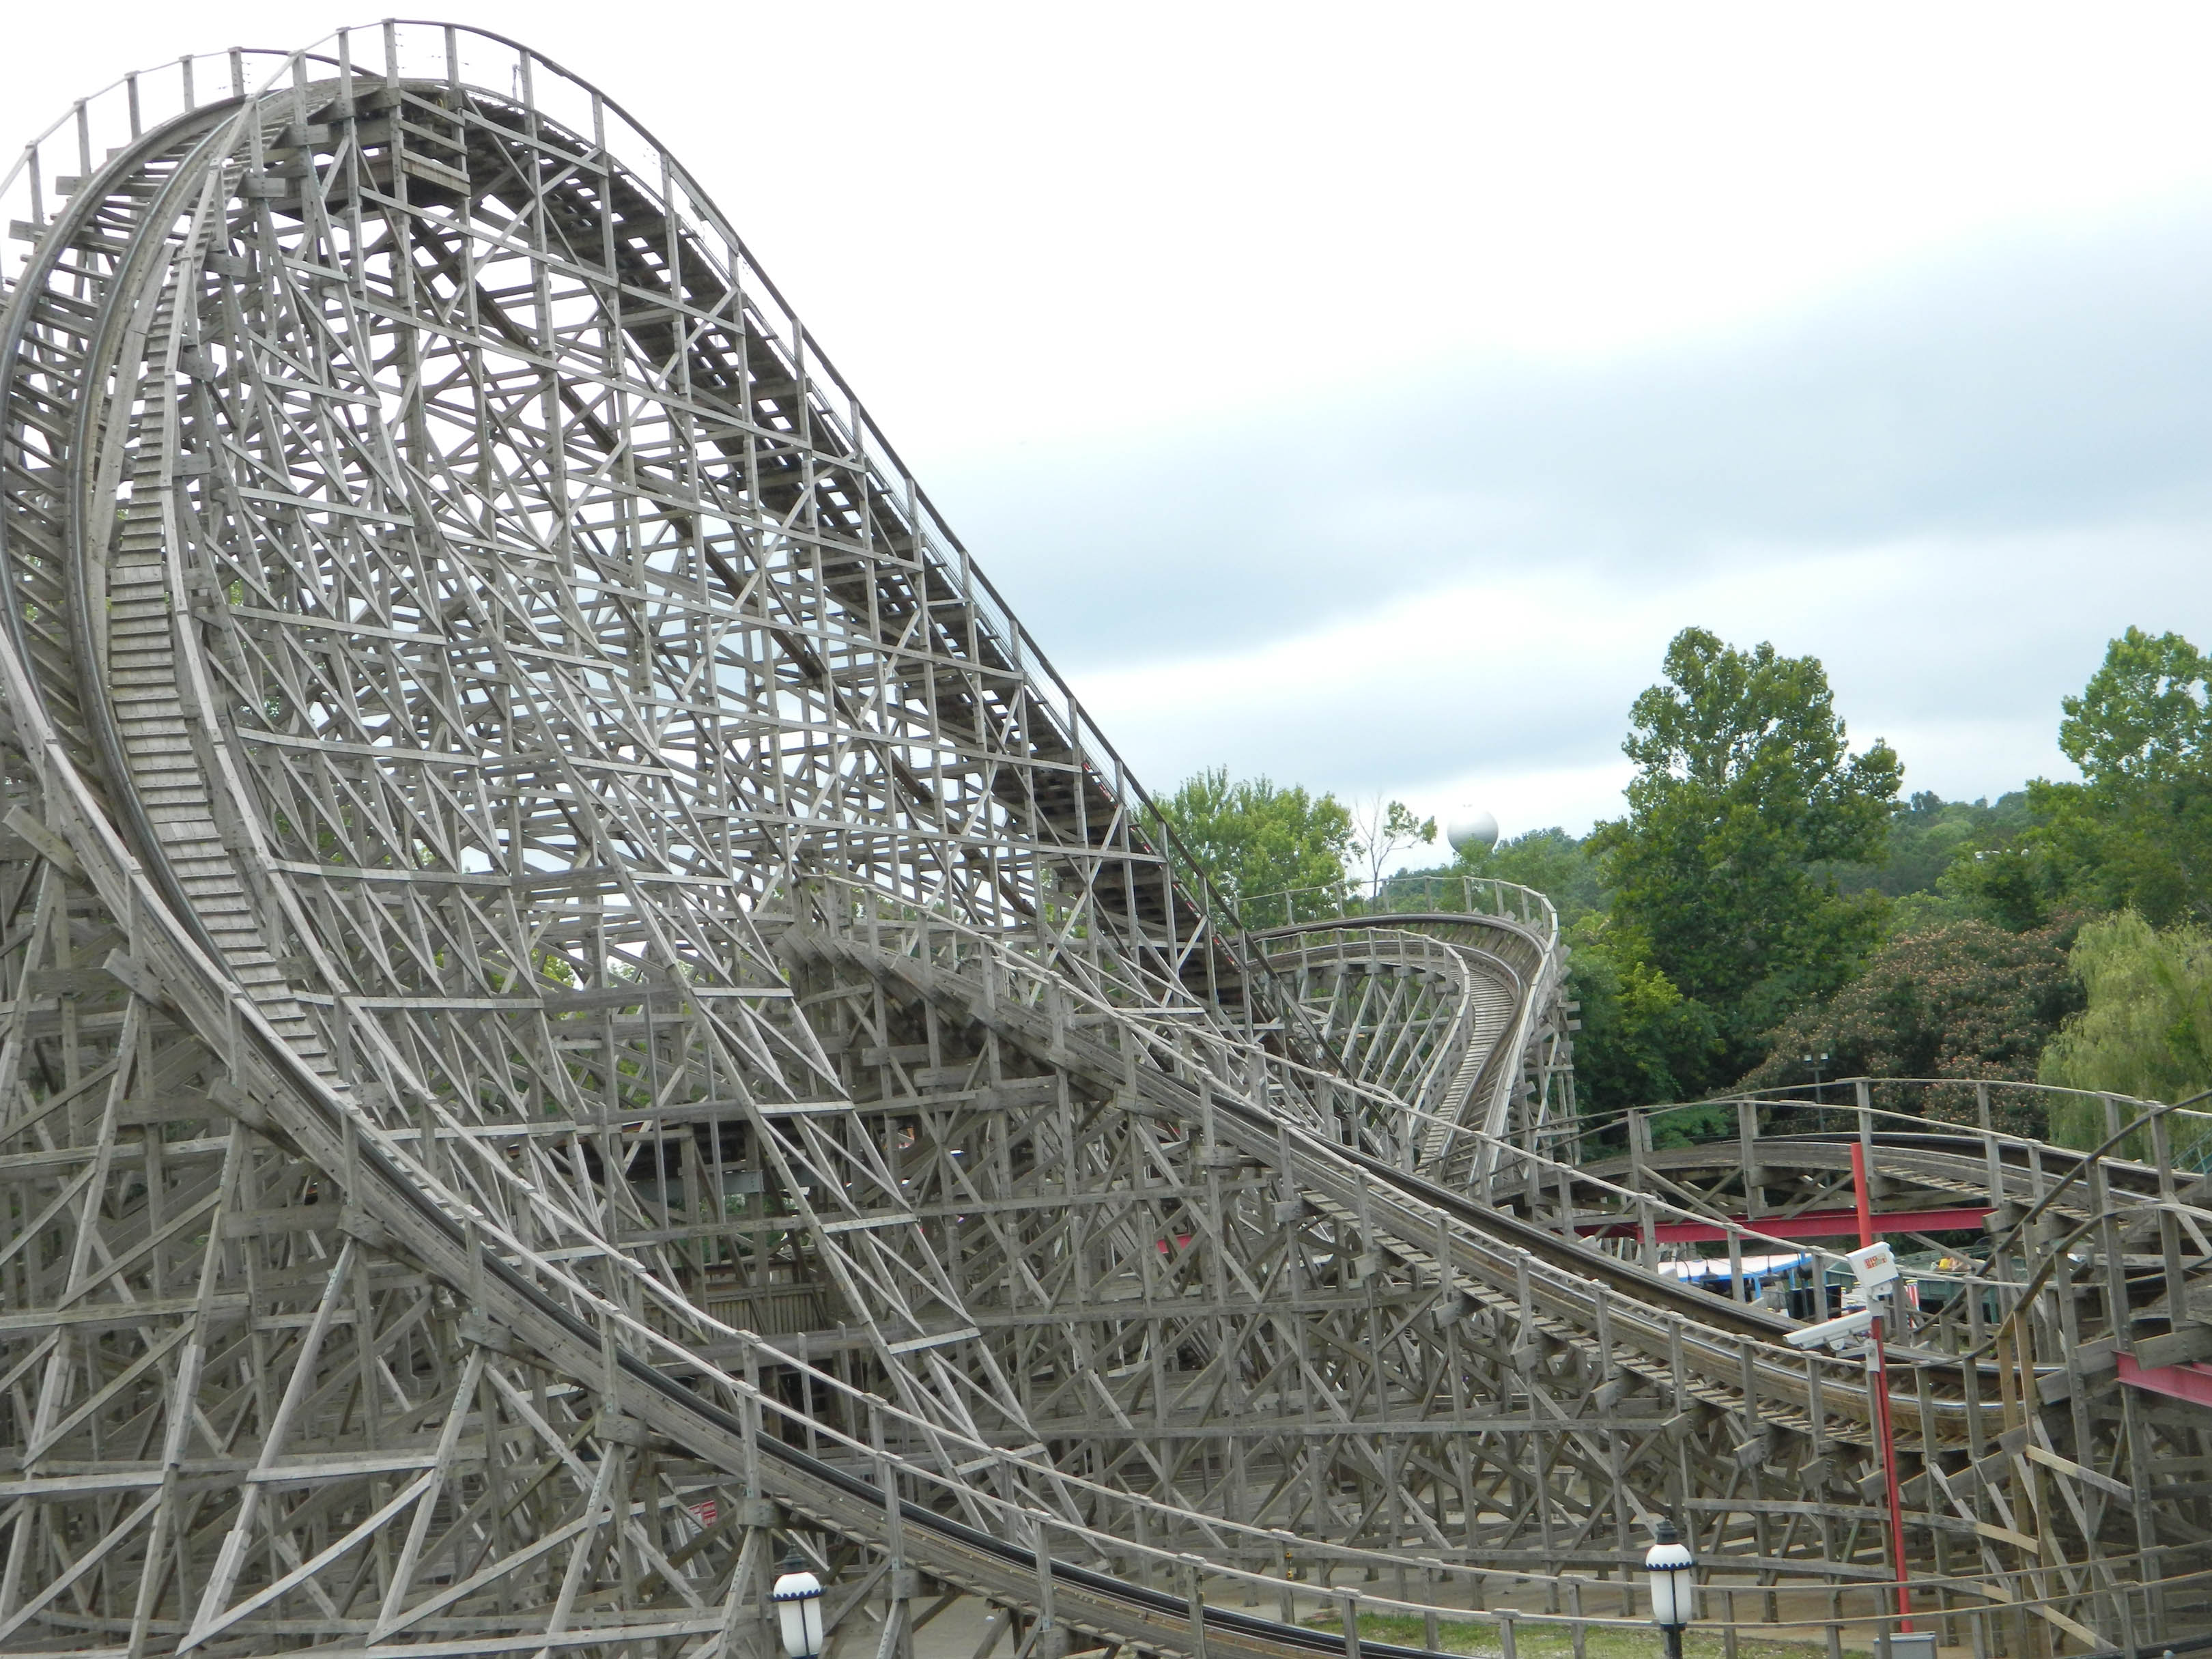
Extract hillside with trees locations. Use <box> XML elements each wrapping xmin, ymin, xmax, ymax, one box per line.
<box><xmin>1163</xmin><ymin>623</ymin><xmax>2212</xmax><ymax>1150</ymax></box>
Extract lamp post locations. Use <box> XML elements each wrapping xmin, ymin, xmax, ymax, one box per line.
<box><xmin>1645</xmin><ymin>1518</ymin><xmax>1696</xmax><ymax>1659</ymax></box>
<box><xmin>772</xmin><ymin>1545</ymin><xmax>827</xmax><ymax>1659</ymax></box>
<box><xmin>1802</xmin><ymin>1052</ymin><xmax>1831</xmax><ymax>1102</ymax></box>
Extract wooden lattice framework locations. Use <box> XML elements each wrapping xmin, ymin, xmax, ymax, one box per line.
<box><xmin>0</xmin><ymin>26</ymin><xmax>2204</xmax><ymax>1659</ymax></box>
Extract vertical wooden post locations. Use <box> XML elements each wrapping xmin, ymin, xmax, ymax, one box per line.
<box><xmin>1738</xmin><ymin>1098</ymin><xmax>1762</xmax><ymax>1222</ymax></box>
<box><xmin>1855</xmin><ymin>1081</ymin><xmax>1876</xmax><ymax>1211</ymax></box>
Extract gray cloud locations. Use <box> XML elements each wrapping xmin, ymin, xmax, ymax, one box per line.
<box><xmin>1062</xmin><ymin>512</ymin><xmax>2210</xmax><ymax>823</ymax></box>
<box><xmin>924</xmin><ymin>195</ymin><xmax>2212</xmax><ymax>675</ymax></box>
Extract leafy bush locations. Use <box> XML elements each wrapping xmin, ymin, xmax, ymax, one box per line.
<box><xmin>1740</xmin><ymin>918</ymin><xmax>2081</xmax><ymax>1135</ymax></box>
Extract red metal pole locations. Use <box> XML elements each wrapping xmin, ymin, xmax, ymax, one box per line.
<box><xmin>1851</xmin><ymin>1139</ymin><xmax>1875</xmax><ymax>1251</ymax></box>
<box><xmin>1852</xmin><ymin>1141</ymin><xmax>1914</xmax><ymax>1633</ymax></box>
<box><xmin>1868</xmin><ymin>1314</ymin><xmax>1915</xmax><ymax>1631</ymax></box>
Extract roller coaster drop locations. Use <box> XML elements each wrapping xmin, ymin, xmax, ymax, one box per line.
<box><xmin>0</xmin><ymin>27</ymin><xmax>2205</xmax><ymax>1659</ymax></box>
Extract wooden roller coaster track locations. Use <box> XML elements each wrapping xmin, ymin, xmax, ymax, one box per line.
<box><xmin>0</xmin><ymin>26</ymin><xmax>2204</xmax><ymax>1659</ymax></box>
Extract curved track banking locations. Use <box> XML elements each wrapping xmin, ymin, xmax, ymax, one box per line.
<box><xmin>0</xmin><ymin>28</ymin><xmax>2205</xmax><ymax>1659</ymax></box>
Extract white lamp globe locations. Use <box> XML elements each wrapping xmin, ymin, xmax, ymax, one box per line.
<box><xmin>772</xmin><ymin>1548</ymin><xmax>826</xmax><ymax>1659</ymax></box>
<box><xmin>1445</xmin><ymin>808</ymin><xmax>1499</xmax><ymax>855</ymax></box>
<box><xmin>1644</xmin><ymin>1518</ymin><xmax>1697</xmax><ymax>1628</ymax></box>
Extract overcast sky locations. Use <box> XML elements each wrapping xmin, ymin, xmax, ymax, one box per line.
<box><xmin>10</xmin><ymin>3</ymin><xmax>2210</xmax><ymax>851</ymax></box>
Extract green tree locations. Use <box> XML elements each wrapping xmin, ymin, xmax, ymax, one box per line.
<box><xmin>1937</xmin><ymin>842</ymin><xmax>2055</xmax><ymax>933</ymax></box>
<box><xmin>1738</xmin><ymin>917</ymin><xmax>2082</xmax><ymax>1136</ymax></box>
<box><xmin>1445</xmin><ymin>827</ymin><xmax>1610</xmax><ymax>926</ymax></box>
<box><xmin>1385</xmin><ymin>826</ymin><xmax>1609</xmax><ymax>926</ymax></box>
<box><xmin>2029</xmin><ymin>628</ymin><xmax>2212</xmax><ymax>926</ymax></box>
<box><xmin>1868</xmin><ymin>792</ymin><xmax>2008</xmax><ymax>896</ymax></box>
<box><xmin>2039</xmin><ymin>910</ymin><xmax>2212</xmax><ymax>1159</ymax></box>
<box><xmin>1563</xmin><ymin>913</ymin><xmax>1722</xmax><ymax>1122</ymax></box>
<box><xmin>1157</xmin><ymin>767</ymin><xmax>1358</xmax><ymax>926</ymax></box>
<box><xmin>1832</xmin><ymin>790</ymin><xmax>2036</xmax><ymax>921</ymax></box>
<box><xmin>1589</xmin><ymin>627</ymin><xmax>1901</xmax><ymax>1079</ymax></box>
<box><xmin>1352</xmin><ymin>797</ymin><xmax>1438</xmax><ymax>901</ymax></box>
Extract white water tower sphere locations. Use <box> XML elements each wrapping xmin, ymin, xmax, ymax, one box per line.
<box><xmin>1446</xmin><ymin>808</ymin><xmax>1499</xmax><ymax>855</ymax></box>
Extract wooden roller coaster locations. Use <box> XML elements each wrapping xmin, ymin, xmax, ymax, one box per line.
<box><xmin>0</xmin><ymin>26</ymin><xmax>2203</xmax><ymax>1659</ymax></box>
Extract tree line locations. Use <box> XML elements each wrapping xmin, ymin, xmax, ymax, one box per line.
<box><xmin>1158</xmin><ymin>625</ymin><xmax>2212</xmax><ymax>1149</ymax></box>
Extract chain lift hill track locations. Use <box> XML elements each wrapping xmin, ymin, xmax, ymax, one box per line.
<box><xmin>0</xmin><ymin>26</ymin><xmax>2207</xmax><ymax>1659</ymax></box>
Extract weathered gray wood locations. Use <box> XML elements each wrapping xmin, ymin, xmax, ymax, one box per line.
<box><xmin>0</xmin><ymin>25</ymin><xmax>2199</xmax><ymax>1659</ymax></box>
